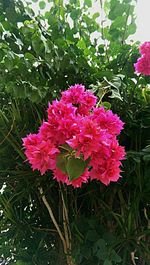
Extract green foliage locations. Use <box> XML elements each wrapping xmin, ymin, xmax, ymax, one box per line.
<box><xmin>72</xmin><ymin>217</ymin><xmax>122</xmax><ymax>264</ymax></box>
<box><xmin>56</xmin><ymin>145</ymin><xmax>89</xmax><ymax>180</ymax></box>
<box><xmin>67</xmin><ymin>157</ymin><xmax>86</xmax><ymax>181</ymax></box>
<box><xmin>39</xmin><ymin>1</ymin><xmax>46</xmax><ymax>10</ymax></box>
<box><xmin>0</xmin><ymin>0</ymin><xmax>150</xmax><ymax>265</ymax></box>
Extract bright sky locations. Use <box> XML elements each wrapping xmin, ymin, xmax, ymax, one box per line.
<box><xmin>134</xmin><ymin>0</ymin><xmax>150</xmax><ymax>42</ymax></box>
<box><xmin>30</xmin><ymin>0</ymin><xmax>150</xmax><ymax>43</ymax></box>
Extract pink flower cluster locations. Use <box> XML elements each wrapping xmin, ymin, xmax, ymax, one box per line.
<box><xmin>134</xmin><ymin>42</ymin><xmax>150</xmax><ymax>75</ymax></box>
<box><xmin>23</xmin><ymin>84</ymin><xmax>125</xmax><ymax>188</ymax></box>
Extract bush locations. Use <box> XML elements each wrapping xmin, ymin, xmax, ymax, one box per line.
<box><xmin>0</xmin><ymin>0</ymin><xmax>150</xmax><ymax>264</ymax></box>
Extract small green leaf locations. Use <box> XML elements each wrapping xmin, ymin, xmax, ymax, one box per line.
<box><xmin>108</xmin><ymin>2</ymin><xmax>125</xmax><ymax>20</ymax></box>
<box><xmin>85</xmin><ymin>0</ymin><xmax>92</xmax><ymax>8</ymax></box>
<box><xmin>127</xmin><ymin>23</ymin><xmax>137</xmax><ymax>36</ymax></box>
<box><xmin>110</xmin><ymin>250</ymin><xmax>122</xmax><ymax>262</ymax></box>
<box><xmin>86</xmin><ymin>230</ymin><xmax>99</xmax><ymax>242</ymax></box>
<box><xmin>143</xmin><ymin>155</ymin><xmax>150</xmax><ymax>161</ymax></box>
<box><xmin>93</xmin><ymin>239</ymin><xmax>106</xmax><ymax>255</ymax></box>
<box><xmin>56</xmin><ymin>154</ymin><xmax>67</xmax><ymax>174</ymax></box>
<box><xmin>93</xmin><ymin>12</ymin><xmax>100</xmax><ymax>20</ymax></box>
<box><xmin>39</xmin><ymin>1</ymin><xmax>46</xmax><ymax>9</ymax></box>
<box><xmin>110</xmin><ymin>16</ymin><xmax>126</xmax><ymax>29</ymax></box>
<box><xmin>70</xmin><ymin>9</ymin><xmax>81</xmax><ymax>20</ymax></box>
<box><xmin>109</xmin><ymin>89</ymin><xmax>122</xmax><ymax>101</ymax></box>
<box><xmin>103</xmin><ymin>260</ymin><xmax>112</xmax><ymax>265</ymax></box>
<box><xmin>101</xmin><ymin>102</ymin><xmax>111</xmax><ymax>110</ymax></box>
<box><xmin>32</xmin><ymin>36</ymin><xmax>45</xmax><ymax>55</ymax></box>
<box><xmin>25</xmin><ymin>52</ymin><xmax>36</xmax><ymax>62</ymax></box>
<box><xmin>77</xmin><ymin>39</ymin><xmax>86</xmax><ymax>50</ymax></box>
<box><xmin>66</xmin><ymin>157</ymin><xmax>86</xmax><ymax>181</ymax></box>
<box><xmin>4</xmin><ymin>57</ymin><xmax>14</xmax><ymax>71</ymax></box>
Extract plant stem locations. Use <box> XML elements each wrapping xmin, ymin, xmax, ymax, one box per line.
<box><xmin>39</xmin><ymin>187</ymin><xmax>68</xmax><ymax>254</ymax></box>
<box><xmin>39</xmin><ymin>186</ymin><xmax>76</xmax><ymax>265</ymax></box>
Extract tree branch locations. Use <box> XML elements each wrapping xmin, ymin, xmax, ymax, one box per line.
<box><xmin>39</xmin><ymin>187</ymin><xmax>67</xmax><ymax>254</ymax></box>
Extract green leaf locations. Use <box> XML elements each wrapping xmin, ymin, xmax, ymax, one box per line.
<box><xmin>103</xmin><ymin>260</ymin><xmax>112</xmax><ymax>265</ymax></box>
<box><xmin>77</xmin><ymin>39</ymin><xmax>86</xmax><ymax>50</ymax></box>
<box><xmin>101</xmin><ymin>102</ymin><xmax>111</xmax><ymax>110</ymax></box>
<box><xmin>70</xmin><ymin>9</ymin><xmax>81</xmax><ymax>20</ymax></box>
<box><xmin>104</xmin><ymin>77</ymin><xmax>121</xmax><ymax>89</ymax></box>
<box><xmin>85</xmin><ymin>0</ymin><xmax>92</xmax><ymax>8</ymax></box>
<box><xmin>86</xmin><ymin>229</ymin><xmax>99</xmax><ymax>242</ymax></box>
<box><xmin>126</xmin><ymin>23</ymin><xmax>136</xmax><ymax>36</ymax></box>
<box><xmin>39</xmin><ymin>1</ymin><xmax>46</xmax><ymax>10</ymax></box>
<box><xmin>93</xmin><ymin>12</ymin><xmax>100</xmax><ymax>20</ymax></box>
<box><xmin>110</xmin><ymin>16</ymin><xmax>126</xmax><ymax>29</ymax></box>
<box><xmin>4</xmin><ymin>57</ymin><xmax>14</xmax><ymax>71</ymax></box>
<box><xmin>66</xmin><ymin>157</ymin><xmax>86</xmax><ymax>181</ymax></box>
<box><xmin>0</xmin><ymin>50</ymin><xmax>4</xmax><ymax>61</ymax></box>
<box><xmin>110</xmin><ymin>250</ymin><xmax>122</xmax><ymax>262</ymax></box>
<box><xmin>143</xmin><ymin>155</ymin><xmax>150</xmax><ymax>161</ymax></box>
<box><xmin>70</xmin><ymin>0</ymin><xmax>80</xmax><ymax>5</ymax></box>
<box><xmin>15</xmin><ymin>261</ymin><xmax>31</xmax><ymax>265</ymax></box>
<box><xmin>93</xmin><ymin>239</ymin><xmax>107</xmax><ymax>256</ymax></box>
<box><xmin>102</xmin><ymin>27</ymin><xmax>110</xmax><ymax>41</ymax></box>
<box><xmin>56</xmin><ymin>154</ymin><xmax>67</xmax><ymax>174</ymax></box>
<box><xmin>25</xmin><ymin>52</ymin><xmax>36</xmax><ymax>62</ymax></box>
<box><xmin>32</xmin><ymin>36</ymin><xmax>45</xmax><ymax>55</ymax></box>
<box><xmin>108</xmin><ymin>2</ymin><xmax>125</xmax><ymax>20</ymax></box>
<box><xmin>109</xmin><ymin>89</ymin><xmax>123</xmax><ymax>101</ymax></box>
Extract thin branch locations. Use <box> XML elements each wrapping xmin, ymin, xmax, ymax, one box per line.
<box><xmin>32</xmin><ymin>226</ymin><xmax>57</xmax><ymax>233</ymax></box>
<box><xmin>99</xmin><ymin>0</ymin><xmax>110</xmax><ymax>63</ymax></box>
<box><xmin>39</xmin><ymin>187</ymin><xmax>67</xmax><ymax>254</ymax></box>
<box><xmin>59</xmin><ymin>184</ymin><xmax>72</xmax><ymax>249</ymax></box>
<box><xmin>0</xmin><ymin>116</ymin><xmax>15</xmax><ymax>145</ymax></box>
<box><xmin>122</xmin><ymin>5</ymin><xmax>130</xmax><ymax>44</ymax></box>
<box><xmin>62</xmin><ymin>205</ymin><xmax>70</xmax><ymax>250</ymax></box>
<box><xmin>131</xmin><ymin>252</ymin><xmax>137</xmax><ymax>265</ymax></box>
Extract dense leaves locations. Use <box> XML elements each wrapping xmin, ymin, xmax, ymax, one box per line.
<box><xmin>0</xmin><ymin>0</ymin><xmax>150</xmax><ymax>264</ymax></box>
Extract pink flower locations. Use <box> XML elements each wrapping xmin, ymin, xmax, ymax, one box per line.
<box><xmin>46</xmin><ymin>100</ymin><xmax>78</xmax><ymax>144</ymax></box>
<box><xmin>134</xmin><ymin>42</ymin><xmax>150</xmax><ymax>76</ymax></box>
<box><xmin>134</xmin><ymin>56</ymin><xmax>150</xmax><ymax>76</ymax></box>
<box><xmin>61</xmin><ymin>84</ymin><xmax>85</xmax><ymax>105</ymax></box>
<box><xmin>23</xmin><ymin>134</ymin><xmax>59</xmax><ymax>175</ymax></box>
<box><xmin>92</xmin><ymin>107</ymin><xmax>124</xmax><ymax>136</ymax></box>
<box><xmin>140</xmin><ymin>42</ymin><xmax>150</xmax><ymax>57</ymax></box>
<box><xmin>90</xmin><ymin>161</ymin><xmax>121</xmax><ymax>185</ymax></box>
<box><xmin>23</xmin><ymin>84</ymin><xmax>125</xmax><ymax>188</ymax></box>
<box><xmin>61</xmin><ymin>84</ymin><xmax>97</xmax><ymax>115</ymax></box>
<box><xmin>89</xmin><ymin>139</ymin><xmax>125</xmax><ymax>185</ymax></box>
<box><xmin>67</xmin><ymin>117</ymin><xmax>108</xmax><ymax>160</ymax></box>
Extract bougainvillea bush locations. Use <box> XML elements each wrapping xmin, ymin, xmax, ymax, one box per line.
<box><xmin>1</xmin><ymin>0</ymin><xmax>150</xmax><ymax>265</ymax></box>
<box><xmin>23</xmin><ymin>84</ymin><xmax>125</xmax><ymax>188</ymax></box>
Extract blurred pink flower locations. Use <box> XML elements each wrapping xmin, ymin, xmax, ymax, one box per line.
<box><xmin>134</xmin><ymin>56</ymin><xmax>150</xmax><ymax>76</ymax></box>
<box><xmin>134</xmin><ymin>41</ymin><xmax>150</xmax><ymax>75</ymax></box>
